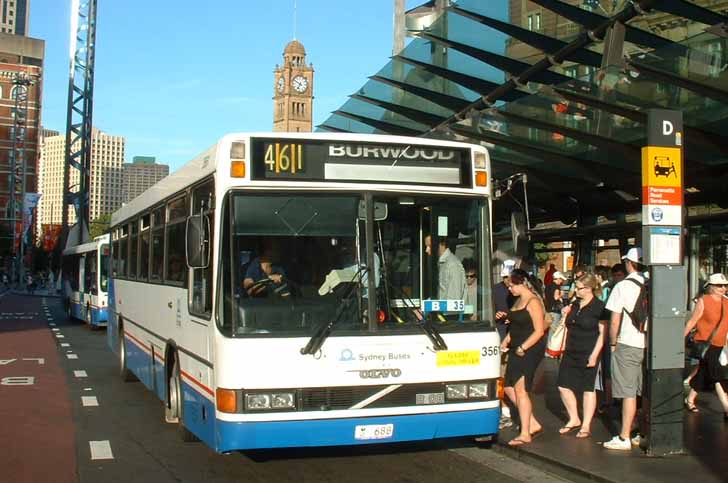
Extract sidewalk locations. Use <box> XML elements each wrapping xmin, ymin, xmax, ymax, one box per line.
<box><xmin>497</xmin><ymin>358</ymin><xmax>727</xmax><ymax>483</ymax></box>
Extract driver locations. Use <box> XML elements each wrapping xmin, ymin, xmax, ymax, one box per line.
<box><xmin>243</xmin><ymin>255</ymin><xmax>290</xmax><ymax>298</ymax></box>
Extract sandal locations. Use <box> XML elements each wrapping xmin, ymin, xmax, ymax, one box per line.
<box><xmin>684</xmin><ymin>398</ymin><xmax>699</xmax><ymax>413</ymax></box>
<box><xmin>507</xmin><ymin>437</ymin><xmax>530</xmax><ymax>446</ymax></box>
<box><xmin>530</xmin><ymin>427</ymin><xmax>544</xmax><ymax>438</ymax></box>
<box><xmin>558</xmin><ymin>425</ymin><xmax>580</xmax><ymax>435</ymax></box>
<box><xmin>575</xmin><ymin>430</ymin><xmax>591</xmax><ymax>439</ymax></box>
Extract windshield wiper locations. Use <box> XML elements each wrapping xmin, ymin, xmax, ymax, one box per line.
<box><xmin>387</xmin><ymin>282</ymin><xmax>448</xmax><ymax>351</ymax></box>
<box><xmin>300</xmin><ymin>267</ymin><xmax>368</xmax><ymax>356</ymax></box>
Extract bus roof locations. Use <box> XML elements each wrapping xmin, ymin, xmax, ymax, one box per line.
<box><xmin>62</xmin><ymin>234</ymin><xmax>109</xmax><ymax>256</ymax></box>
<box><xmin>110</xmin><ymin>132</ymin><xmax>485</xmax><ymax>227</ymax></box>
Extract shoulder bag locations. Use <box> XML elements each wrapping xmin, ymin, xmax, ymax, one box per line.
<box><xmin>688</xmin><ymin>300</ymin><xmax>724</xmax><ymax>360</ymax></box>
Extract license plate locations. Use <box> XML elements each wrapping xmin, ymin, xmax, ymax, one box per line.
<box><xmin>354</xmin><ymin>423</ymin><xmax>394</xmax><ymax>441</ymax></box>
<box><xmin>416</xmin><ymin>392</ymin><xmax>445</xmax><ymax>405</ymax></box>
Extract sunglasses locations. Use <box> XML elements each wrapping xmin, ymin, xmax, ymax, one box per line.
<box><xmin>714</xmin><ymin>284</ymin><xmax>728</xmax><ymax>288</ymax></box>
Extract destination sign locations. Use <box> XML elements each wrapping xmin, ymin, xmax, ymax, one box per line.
<box><xmin>250</xmin><ymin>138</ymin><xmax>470</xmax><ymax>187</ymax></box>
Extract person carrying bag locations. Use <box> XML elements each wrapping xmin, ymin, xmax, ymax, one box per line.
<box><xmin>683</xmin><ymin>273</ymin><xmax>728</xmax><ymax>418</ymax></box>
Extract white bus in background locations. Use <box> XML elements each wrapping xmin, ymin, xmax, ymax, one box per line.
<box><xmin>62</xmin><ymin>233</ymin><xmax>111</xmax><ymax>327</ymax></box>
<box><xmin>107</xmin><ymin>132</ymin><xmax>501</xmax><ymax>452</ymax></box>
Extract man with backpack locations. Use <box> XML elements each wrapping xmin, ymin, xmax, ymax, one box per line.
<box><xmin>603</xmin><ymin>247</ymin><xmax>648</xmax><ymax>451</ymax></box>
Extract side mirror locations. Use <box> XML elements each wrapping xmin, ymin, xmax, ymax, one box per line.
<box><xmin>357</xmin><ymin>201</ymin><xmax>388</xmax><ymax>221</ymax></box>
<box><xmin>186</xmin><ymin>214</ymin><xmax>210</xmax><ymax>269</ymax></box>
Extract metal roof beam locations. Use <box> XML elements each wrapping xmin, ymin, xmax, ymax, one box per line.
<box><xmin>369</xmin><ymin>75</ymin><xmax>473</xmax><ymax>111</ymax></box>
<box><xmin>332</xmin><ymin>110</ymin><xmax>423</xmax><ymax>137</ymax></box>
<box><xmin>317</xmin><ymin>124</ymin><xmax>353</xmax><ymax>133</ymax></box>
<box><xmin>652</xmin><ymin>0</ymin><xmax>728</xmax><ymax>26</ymax></box>
<box><xmin>448</xmin><ymin>123</ymin><xmax>639</xmax><ymax>191</ymax></box>
<box><xmin>450</xmin><ymin>5</ymin><xmax>602</xmax><ymax>67</ymax></box>
<box><xmin>491</xmin><ymin>107</ymin><xmax>641</xmax><ymax>162</ymax></box>
<box><xmin>552</xmin><ymin>86</ymin><xmax>728</xmax><ymax>159</ymax></box>
<box><xmin>426</xmin><ymin>0</ymin><xmax>662</xmax><ymax>134</ymax></box>
<box><xmin>418</xmin><ymin>32</ymin><xmax>573</xmax><ymax>86</ymax></box>
<box><xmin>627</xmin><ymin>58</ymin><xmax>728</xmax><ymax>105</ymax></box>
<box><xmin>349</xmin><ymin>93</ymin><xmax>447</xmax><ymax>127</ymax></box>
<box><xmin>529</xmin><ymin>0</ymin><xmax>687</xmax><ymax>54</ymax></box>
<box><xmin>395</xmin><ymin>55</ymin><xmax>525</xmax><ymax>99</ymax></box>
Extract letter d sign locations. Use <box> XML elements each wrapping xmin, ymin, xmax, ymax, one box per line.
<box><xmin>662</xmin><ymin>120</ymin><xmax>674</xmax><ymax>136</ymax></box>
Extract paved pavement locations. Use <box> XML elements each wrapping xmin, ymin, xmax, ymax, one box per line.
<box><xmin>497</xmin><ymin>358</ymin><xmax>727</xmax><ymax>483</ymax></box>
<box><xmin>0</xmin><ymin>293</ymin><xmax>572</xmax><ymax>483</ymax></box>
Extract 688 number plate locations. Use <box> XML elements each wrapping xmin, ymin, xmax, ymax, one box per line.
<box><xmin>354</xmin><ymin>423</ymin><xmax>394</xmax><ymax>440</ymax></box>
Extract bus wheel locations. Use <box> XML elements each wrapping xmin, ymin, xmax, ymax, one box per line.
<box><xmin>118</xmin><ymin>327</ymin><xmax>136</xmax><ymax>382</ymax></box>
<box><xmin>86</xmin><ymin>305</ymin><xmax>92</xmax><ymax>328</ymax></box>
<box><xmin>168</xmin><ymin>359</ymin><xmax>199</xmax><ymax>442</ymax></box>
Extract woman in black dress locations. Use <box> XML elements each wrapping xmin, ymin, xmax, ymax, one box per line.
<box><xmin>498</xmin><ymin>269</ymin><xmax>547</xmax><ymax>446</ymax></box>
<box><xmin>557</xmin><ymin>273</ymin><xmax>606</xmax><ymax>439</ymax></box>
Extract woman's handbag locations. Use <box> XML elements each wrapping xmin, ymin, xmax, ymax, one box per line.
<box><xmin>546</xmin><ymin>317</ymin><xmax>567</xmax><ymax>358</ymax></box>
<box><xmin>687</xmin><ymin>301</ymin><xmax>724</xmax><ymax>360</ymax></box>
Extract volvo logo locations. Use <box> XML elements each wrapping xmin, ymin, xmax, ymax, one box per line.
<box><xmin>348</xmin><ymin>368</ymin><xmax>402</xmax><ymax>379</ymax></box>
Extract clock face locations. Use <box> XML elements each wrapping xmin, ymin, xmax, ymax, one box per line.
<box><xmin>292</xmin><ymin>75</ymin><xmax>308</xmax><ymax>93</ymax></box>
<box><xmin>277</xmin><ymin>76</ymin><xmax>284</xmax><ymax>92</ymax></box>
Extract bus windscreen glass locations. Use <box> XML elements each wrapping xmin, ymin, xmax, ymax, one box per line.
<box><xmin>218</xmin><ymin>193</ymin><xmax>492</xmax><ymax>338</ymax></box>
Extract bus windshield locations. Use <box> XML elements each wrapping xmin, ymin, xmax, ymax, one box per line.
<box><xmin>218</xmin><ymin>192</ymin><xmax>493</xmax><ymax>338</ymax></box>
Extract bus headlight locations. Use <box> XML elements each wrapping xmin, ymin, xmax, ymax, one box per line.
<box><xmin>271</xmin><ymin>393</ymin><xmax>296</xmax><ymax>409</ymax></box>
<box><xmin>445</xmin><ymin>384</ymin><xmax>468</xmax><ymax>400</ymax></box>
<box><xmin>245</xmin><ymin>393</ymin><xmax>271</xmax><ymax>410</ymax></box>
<box><xmin>468</xmin><ymin>383</ymin><xmax>488</xmax><ymax>398</ymax></box>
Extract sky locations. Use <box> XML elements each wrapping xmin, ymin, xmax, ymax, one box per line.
<box><xmin>30</xmin><ymin>0</ymin><xmax>426</xmax><ymax>171</ymax></box>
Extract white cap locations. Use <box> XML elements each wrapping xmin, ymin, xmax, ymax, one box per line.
<box><xmin>552</xmin><ymin>271</ymin><xmax>567</xmax><ymax>281</ymax></box>
<box><xmin>501</xmin><ymin>259</ymin><xmax>515</xmax><ymax>278</ymax></box>
<box><xmin>704</xmin><ymin>273</ymin><xmax>728</xmax><ymax>288</ymax></box>
<box><xmin>621</xmin><ymin>247</ymin><xmax>643</xmax><ymax>264</ymax></box>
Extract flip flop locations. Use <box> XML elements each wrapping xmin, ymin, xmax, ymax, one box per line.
<box><xmin>530</xmin><ymin>427</ymin><xmax>544</xmax><ymax>438</ymax></box>
<box><xmin>684</xmin><ymin>398</ymin><xmax>699</xmax><ymax>413</ymax></box>
<box><xmin>507</xmin><ymin>438</ymin><xmax>530</xmax><ymax>446</ymax></box>
<box><xmin>576</xmin><ymin>430</ymin><xmax>591</xmax><ymax>439</ymax></box>
<box><xmin>559</xmin><ymin>425</ymin><xmax>580</xmax><ymax>435</ymax></box>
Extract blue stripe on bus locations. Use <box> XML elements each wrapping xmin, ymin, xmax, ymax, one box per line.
<box><xmin>68</xmin><ymin>301</ymin><xmax>108</xmax><ymax>326</ymax></box>
<box><xmin>214</xmin><ymin>408</ymin><xmax>500</xmax><ymax>452</ymax></box>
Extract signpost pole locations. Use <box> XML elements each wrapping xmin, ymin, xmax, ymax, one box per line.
<box><xmin>641</xmin><ymin>109</ymin><xmax>687</xmax><ymax>456</ymax></box>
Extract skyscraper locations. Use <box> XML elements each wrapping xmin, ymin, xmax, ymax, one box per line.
<box><xmin>122</xmin><ymin>156</ymin><xmax>169</xmax><ymax>204</ymax></box>
<box><xmin>0</xmin><ymin>0</ymin><xmax>29</xmax><ymax>36</ymax></box>
<box><xmin>37</xmin><ymin>128</ymin><xmax>125</xmax><ymax>232</ymax></box>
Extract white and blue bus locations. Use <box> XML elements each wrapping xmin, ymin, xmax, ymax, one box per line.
<box><xmin>107</xmin><ymin>133</ymin><xmax>501</xmax><ymax>452</ymax></box>
<box><xmin>62</xmin><ymin>233</ymin><xmax>111</xmax><ymax>327</ymax></box>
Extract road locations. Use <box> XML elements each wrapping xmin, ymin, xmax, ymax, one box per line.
<box><xmin>0</xmin><ymin>293</ymin><xmax>570</xmax><ymax>483</ymax></box>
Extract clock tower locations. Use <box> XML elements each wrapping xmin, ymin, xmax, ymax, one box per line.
<box><xmin>273</xmin><ymin>40</ymin><xmax>314</xmax><ymax>132</ymax></box>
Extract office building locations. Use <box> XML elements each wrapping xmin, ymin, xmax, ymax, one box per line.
<box><xmin>122</xmin><ymin>156</ymin><xmax>169</xmax><ymax>203</ymax></box>
<box><xmin>0</xmin><ymin>0</ymin><xmax>29</xmax><ymax>36</ymax></box>
<box><xmin>37</xmin><ymin>128</ymin><xmax>125</xmax><ymax>231</ymax></box>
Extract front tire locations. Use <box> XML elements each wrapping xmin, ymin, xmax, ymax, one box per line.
<box><xmin>167</xmin><ymin>359</ymin><xmax>198</xmax><ymax>442</ymax></box>
<box><xmin>86</xmin><ymin>305</ymin><xmax>92</xmax><ymax>328</ymax></box>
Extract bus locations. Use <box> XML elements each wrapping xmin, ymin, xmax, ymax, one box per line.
<box><xmin>62</xmin><ymin>233</ymin><xmax>111</xmax><ymax>327</ymax></box>
<box><xmin>107</xmin><ymin>133</ymin><xmax>501</xmax><ymax>452</ymax></box>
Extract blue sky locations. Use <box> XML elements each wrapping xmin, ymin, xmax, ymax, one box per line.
<box><xmin>31</xmin><ymin>1</ymin><xmax>427</xmax><ymax>171</ymax></box>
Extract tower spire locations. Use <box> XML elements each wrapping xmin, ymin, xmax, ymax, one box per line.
<box><xmin>293</xmin><ymin>0</ymin><xmax>297</xmax><ymax>40</ymax></box>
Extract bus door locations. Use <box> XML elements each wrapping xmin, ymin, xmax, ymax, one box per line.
<box><xmin>83</xmin><ymin>253</ymin><xmax>96</xmax><ymax>321</ymax></box>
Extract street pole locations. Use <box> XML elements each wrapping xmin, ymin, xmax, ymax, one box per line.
<box><xmin>641</xmin><ymin>109</ymin><xmax>687</xmax><ymax>456</ymax></box>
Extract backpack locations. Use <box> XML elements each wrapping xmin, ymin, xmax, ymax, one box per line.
<box><xmin>622</xmin><ymin>277</ymin><xmax>649</xmax><ymax>333</ymax></box>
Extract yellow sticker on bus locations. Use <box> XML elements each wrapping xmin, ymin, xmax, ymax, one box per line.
<box><xmin>436</xmin><ymin>350</ymin><xmax>481</xmax><ymax>367</ymax></box>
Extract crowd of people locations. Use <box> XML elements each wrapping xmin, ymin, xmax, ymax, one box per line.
<box><xmin>496</xmin><ymin>248</ymin><xmax>728</xmax><ymax>451</ymax></box>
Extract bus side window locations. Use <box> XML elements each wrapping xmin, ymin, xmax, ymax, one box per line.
<box><xmin>150</xmin><ymin>206</ymin><xmax>165</xmax><ymax>281</ymax></box>
<box><xmin>165</xmin><ymin>195</ymin><xmax>188</xmax><ymax>284</ymax></box>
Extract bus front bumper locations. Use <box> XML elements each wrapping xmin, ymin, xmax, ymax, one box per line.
<box><xmin>215</xmin><ymin>408</ymin><xmax>500</xmax><ymax>451</ymax></box>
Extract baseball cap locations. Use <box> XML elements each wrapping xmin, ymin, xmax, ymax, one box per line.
<box><xmin>501</xmin><ymin>259</ymin><xmax>515</xmax><ymax>278</ymax></box>
<box><xmin>621</xmin><ymin>247</ymin><xmax>642</xmax><ymax>264</ymax></box>
<box><xmin>552</xmin><ymin>271</ymin><xmax>567</xmax><ymax>281</ymax></box>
